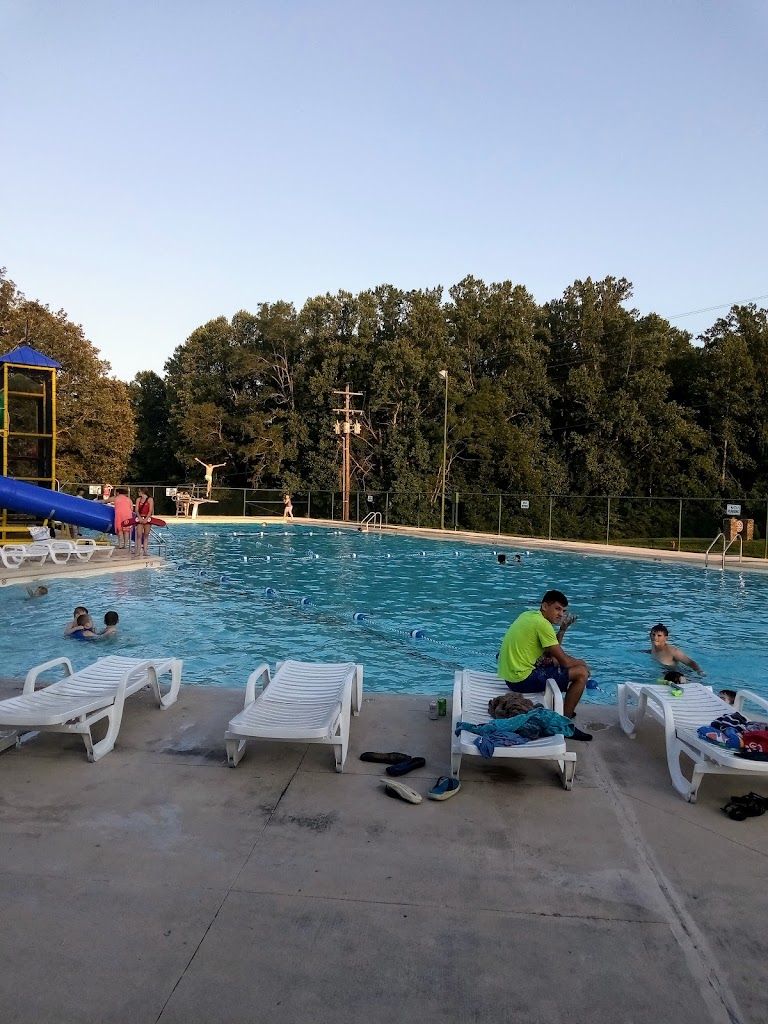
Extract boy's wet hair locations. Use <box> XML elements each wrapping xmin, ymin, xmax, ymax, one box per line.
<box><xmin>497</xmin><ymin>554</ymin><xmax>507</xmax><ymax>564</ymax></box>
<box><xmin>104</xmin><ymin>611</ymin><xmax>119</xmax><ymax>626</ymax></box>
<box><xmin>74</xmin><ymin>605</ymin><xmax>88</xmax><ymax>617</ymax></box>
<box><xmin>542</xmin><ymin>590</ymin><xmax>568</xmax><ymax>606</ymax></box>
<box><xmin>76</xmin><ymin>613</ymin><xmax>91</xmax><ymax>627</ymax></box>
<box><xmin>650</xmin><ymin>623</ymin><xmax>669</xmax><ymax>636</ymax></box>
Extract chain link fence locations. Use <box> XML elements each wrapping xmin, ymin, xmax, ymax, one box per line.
<box><xmin>59</xmin><ymin>483</ymin><xmax>768</xmax><ymax>558</ymax></box>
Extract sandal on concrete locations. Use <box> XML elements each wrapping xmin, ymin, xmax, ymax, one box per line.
<box><xmin>384</xmin><ymin>781</ymin><xmax>422</xmax><ymax>804</ymax></box>
<box><xmin>427</xmin><ymin>776</ymin><xmax>461</xmax><ymax>801</ymax></box>
<box><xmin>386</xmin><ymin>756</ymin><xmax>426</xmax><ymax>777</ymax></box>
<box><xmin>360</xmin><ymin>751</ymin><xmax>410</xmax><ymax>764</ymax></box>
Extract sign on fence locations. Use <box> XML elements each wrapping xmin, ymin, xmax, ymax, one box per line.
<box><xmin>88</xmin><ymin>485</ymin><xmax>101</xmax><ymax>495</ymax></box>
<box><xmin>166</xmin><ymin>488</ymin><xmax>178</xmax><ymax>497</ymax></box>
<box><xmin>726</xmin><ymin>504</ymin><xmax>742</xmax><ymax>516</ymax></box>
<box><xmin>520</xmin><ymin>500</ymin><xmax>530</xmax><ymax>510</ymax></box>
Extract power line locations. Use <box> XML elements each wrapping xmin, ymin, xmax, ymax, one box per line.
<box><xmin>668</xmin><ymin>293</ymin><xmax>768</xmax><ymax>320</ymax></box>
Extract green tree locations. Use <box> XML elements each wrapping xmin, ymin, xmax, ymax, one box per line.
<box><xmin>0</xmin><ymin>269</ymin><xmax>135</xmax><ymax>483</ymax></box>
<box><xmin>127</xmin><ymin>371</ymin><xmax>181</xmax><ymax>482</ymax></box>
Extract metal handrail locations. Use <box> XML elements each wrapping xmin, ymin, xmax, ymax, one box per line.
<box><xmin>705</xmin><ymin>531</ymin><xmax>743</xmax><ymax>569</ymax></box>
<box><xmin>360</xmin><ymin>512</ymin><xmax>382</xmax><ymax>530</ymax></box>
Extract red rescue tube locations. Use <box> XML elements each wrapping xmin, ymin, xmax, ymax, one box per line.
<box><xmin>122</xmin><ymin>516</ymin><xmax>167</xmax><ymax>528</ymax></box>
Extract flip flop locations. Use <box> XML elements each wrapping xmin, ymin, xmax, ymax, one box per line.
<box><xmin>384</xmin><ymin>781</ymin><xmax>422</xmax><ymax>804</ymax></box>
<box><xmin>360</xmin><ymin>751</ymin><xmax>410</xmax><ymax>764</ymax></box>
<box><xmin>427</xmin><ymin>776</ymin><xmax>461</xmax><ymax>801</ymax></box>
<box><xmin>386</xmin><ymin>756</ymin><xmax>427</xmax><ymax>777</ymax></box>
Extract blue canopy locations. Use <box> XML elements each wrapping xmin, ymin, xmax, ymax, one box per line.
<box><xmin>0</xmin><ymin>344</ymin><xmax>61</xmax><ymax>369</ymax></box>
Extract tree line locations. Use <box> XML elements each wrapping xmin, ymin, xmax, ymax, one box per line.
<box><xmin>3</xmin><ymin>267</ymin><xmax>768</xmax><ymax>531</ymax></box>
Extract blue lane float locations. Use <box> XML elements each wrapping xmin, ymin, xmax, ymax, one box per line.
<box><xmin>298</xmin><ymin>597</ymin><xmax>312</xmax><ymax>606</ymax></box>
<box><xmin>352</xmin><ymin>612</ymin><xmax>366</xmax><ymax>622</ymax></box>
<box><xmin>264</xmin><ymin>587</ymin><xmax>277</xmax><ymax>597</ymax></box>
<box><xmin>409</xmin><ymin>628</ymin><xmax>425</xmax><ymax>639</ymax></box>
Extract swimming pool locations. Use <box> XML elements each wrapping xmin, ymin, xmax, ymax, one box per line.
<box><xmin>3</xmin><ymin>524</ymin><xmax>766</xmax><ymax>701</ymax></box>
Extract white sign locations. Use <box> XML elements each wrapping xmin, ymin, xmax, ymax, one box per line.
<box><xmin>89</xmin><ymin>485</ymin><xmax>102</xmax><ymax>495</ymax></box>
<box><xmin>166</xmin><ymin>488</ymin><xmax>178</xmax><ymax>497</ymax></box>
<box><xmin>520</xmin><ymin>500</ymin><xmax>530</xmax><ymax>510</ymax></box>
<box><xmin>726</xmin><ymin>504</ymin><xmax>741</xmax><ymax>516</ymax></box>
<box><xmin>367</xmin><ymin>495</ymin><xmax>374</xmax><ymax>503</ymax></box>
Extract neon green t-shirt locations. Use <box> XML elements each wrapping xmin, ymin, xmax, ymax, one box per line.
<box><xmin>497</xmin><ymin>609</ymin><xmax>558</xmax><ymax>683</ymax></box>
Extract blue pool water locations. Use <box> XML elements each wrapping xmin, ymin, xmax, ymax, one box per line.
<box><xmin>2</xmin><ymin>524</ymin><xmax>766</xmax><ymax>701</ymax></box>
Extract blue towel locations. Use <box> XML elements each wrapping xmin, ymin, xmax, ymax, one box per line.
<box><xmin>456</xmin><ymin>708</ymin><xmax>575</xmax><ymax>758</ymax></box>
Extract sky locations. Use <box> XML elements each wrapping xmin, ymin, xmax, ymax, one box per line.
<box><xmin>1</xmin><ymin>0</ymin><xmax>767</xmax><ymax>381</ymax></box>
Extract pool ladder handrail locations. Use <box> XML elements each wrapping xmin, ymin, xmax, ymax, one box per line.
<box><xmin>360</xmin><ymin>512</ymin><xmax>382</xmax><ymax>532</ymax></box>
<box><xmin>704</xmin><ymin>531</ymin><xmax>743</xmax><ymax>569</ymax></box>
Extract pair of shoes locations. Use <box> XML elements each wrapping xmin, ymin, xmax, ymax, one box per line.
<box><xmin>360</xmin><ymin>751</ymin><xmax>409</xmax><ymax>764</ymax></box>
<box><xmin>386</xmin><ymin>756</ymin><xmax>426</xmax><ymax>777</ymax></box>
<box><xmin>427</xmin><ymin>776</ymin><xmax>461</xmax><ymax>801</ymax></box>
<box><xmin>722</xmin><ymin>793</ymin><xmax>767</xmax><ymax>820</ymax></box>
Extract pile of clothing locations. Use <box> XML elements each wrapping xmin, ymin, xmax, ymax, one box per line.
<box><xmin>697</xmin><ymin>711</ymin><xmax>768</xmax><ymax>762</ymax></box>
<box><xmin>456</xmin><ymin>696</ymin><xmax>574</xmax><ymax>758</ymax></box>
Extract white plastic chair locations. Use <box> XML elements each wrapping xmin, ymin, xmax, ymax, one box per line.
<box><xmin>225</xmin><ymin>659</ymin><xmax>363</xmax><ymax>772</ymax></box>
<box><xmin>618</xmin><ymin>681</ymin><xmax>768</xmax><ymax>801</ymax></box>
<box><xmin>0</xmin><ymin>655</ymin><xmax>183</xmax><ymax>762</ymax></box>
<box><xmin>0</xmin><ymin>547</ymin><xmax>24</xmax><ymax>570</ymax></box>
<box><xmin>1</xmin><ymin>543</ymin><xmax>50</xmax><ymax>566</ymax></box>
<box><xmin>451</xmin><ymin>669</ymin><xmax>577</xmax><ymax>789</ymax></box>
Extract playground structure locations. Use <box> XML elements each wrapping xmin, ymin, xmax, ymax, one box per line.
<box><xmin>0</xmin><ymin>344</ymin><xmax>121</xmax><ymax>543</ymax></box>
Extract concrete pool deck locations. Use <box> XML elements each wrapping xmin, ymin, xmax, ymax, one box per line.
<box><xmin>0</xmin><ymin>682</ymin><xmax>764</xmax><ymax>1024</ymax></box>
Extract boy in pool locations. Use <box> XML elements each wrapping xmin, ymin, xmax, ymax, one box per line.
<box><xmin>69</xmin><ymin>613</ymin><xmax>98</xmax><ymax>640</ymax></box>
<box><xmin>64</xmin><ymin>606</ymin><xmax>89</xmax><ymax>636</ymax></box>
<box><xmin>100</xmin><ymin>611</ymin><xmax>119</xmax><ymax>636</ymax></box>
<box><xmin>26</xmin><ymin>585</ymin><xmax>49</xmax><ymax>598</ymax></box>
<box><xmin>646</xmin><ymin>623</ymin><xmax>704</xmax><ymax>676</ymax></box>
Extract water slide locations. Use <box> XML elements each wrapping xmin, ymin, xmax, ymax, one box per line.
<box><xmin>0</xmin><ymin>476</ymin><xmax>116</xmax><ymax>534</ymax></box>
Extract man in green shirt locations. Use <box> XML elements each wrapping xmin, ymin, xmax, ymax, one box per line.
<box><xmin>498</xmin><ymin>589</ymin><xmax>591</xmax><ymax>724</ymax></box>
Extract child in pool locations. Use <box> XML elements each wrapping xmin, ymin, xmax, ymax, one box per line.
<box><xmin>64</xmin><ymin>606</ymin><xmax>89</xmax><ymax>636</ymax></box>
<box><xmin>100</xmin><ymin>611</ymin><xmax>119</xmax><ymax>636</ymax></box>
<box><xmin>70</xmin><ymin>613</ymin><xmax>98</xmax><ymax>640</ymax></box>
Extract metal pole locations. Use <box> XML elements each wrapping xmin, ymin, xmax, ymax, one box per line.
<box><xmin>548</xmin><ymin>497</ymin><xmax>553</xmax><ymax>540</ymax></box>
<box><xmin>307</xmin><ymin>491</ymin><xmax>311</xmax><ymax>519</ymax></box>
<box><xmin>454</xmin><ymin>491</ymin><xmax>459</xmax><ymax>530</ymax></box>
<box><xmin>242</xmin><ymin>489</ymin><xmax>246</xmax><ymax>517</ymax></box>
<box><xmin>356</xmin><ymin>491</ymin><xmax>360</xmax><ymax>523</ymax></box>
<box><xmin>385</xmin><ymin>491</ymin><xmax>389</xmax><ymax>525</ymax></box>
<box><xmin>497</xmin><ymin>493</ymin><xmax>502</xmax><ymax>535</ymax></box>
<box><xmin>764</xmin><ymin>498</ymin><xmax>768</xmax><ymax>560</ymax></box>
<box><xmin>606</xmin><ymin>497</ymin><xmax>611</xmax><ymax>545</ymax></box>
<box><xmin>331</xmin><ymin>492</ymin><xmax>334</xmax><ymax>521</ymax></box>
<box><xmin>678</xmin><ymin>498</ymin><xmax>683</xmax><ymax>552</ymax></box>
<box><xmin>440</xmin><ymin>370</ymin><xmax>448</xmax><ymax>529</ymax></box>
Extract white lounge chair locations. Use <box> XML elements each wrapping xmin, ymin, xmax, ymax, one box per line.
<box><xmin>617</xmin><ymin>681</ymin><xmax>768</xmax><ymax>802</ymax></box>
<box><xmin>451</xmin><ymin>669</ymin><xmax>577</xmax><ymax>790</ymax></box>
<box><xmin>0</xmin><ymin>655</ymin><xmax>183</xmax><ymax>762</ymax></box>
<box><xmin>1</xmin><ymin>542</ymin><xmax>51</xmax><ymax>566</ymax></box>
<box><xmin>0</xmin><ymin>546</ymin><xmax>24</xmax><ymax>570</ymax></box>
<box><xmin>225</xmin><ymin>659</ymin><xmax>363</xmax><ymax>772</ymax></box>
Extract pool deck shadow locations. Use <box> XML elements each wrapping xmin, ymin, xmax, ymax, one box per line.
<box><xmin>0</xmin><ymin>686</ymin><xmax>764</xmax><ymax>1024</ymax></box>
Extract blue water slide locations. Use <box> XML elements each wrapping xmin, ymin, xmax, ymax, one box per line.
<box><xmin>0</xmin><ymin>476</ymin><xmax>116</xmax><ymax>534</ymax></box>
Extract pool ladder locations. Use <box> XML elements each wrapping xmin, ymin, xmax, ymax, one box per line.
<box><xmin>360</xmin><ymin>512</ymin><xmax>382</xmax><ymax>532</ymax></box>
<box><xmin>704</xmin><ymin>531</ymin><xmax>743</xmax><ymax>569</ymax></box>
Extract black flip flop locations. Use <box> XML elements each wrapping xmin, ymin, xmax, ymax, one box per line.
<box><xmin>386</xmin><ymin>756</ymin><xmax>426</xmax><ymax>777</ymax></box>
<box><xmin>360</xmin><ymin>751</ymin><xmax>410</xmax><ymax>764</ymax></box>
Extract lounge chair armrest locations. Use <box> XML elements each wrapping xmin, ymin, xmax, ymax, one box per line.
<box><xmin>734</xmin><ymin>689</ymin><xmax>768</xmax><ymax>717</ymax></box>
<box><xmin>245</xmin><ymin>663</ymin><xmax>271</xmax><ymax>706</ymax></box>
<box><xmin>23</xmin><ymin>657</ymin><xmax>73</xmax><ymax>694</ymax></box>
<box><xmin>451</xmin><ymin>671</ymin><xmax>463</xmax><ymax>731</ymax></box>
<box><xmin>544</xmin><ymin>677</ymin><xmax>564</xmax><ymax>716</ymax></box>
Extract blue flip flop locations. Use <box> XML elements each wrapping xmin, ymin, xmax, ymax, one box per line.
<box><xmin>427</xmin><ymin>776</ymin><xmax>461</xmax><ymax>801</ymax></box>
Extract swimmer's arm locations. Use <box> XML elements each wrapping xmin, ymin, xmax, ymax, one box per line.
<box><xmin>670</xmin><ymin>646</ymin><xmax>704</xmax><ymax>674</ymax></box>
<box><xmin>63</xmin><ymin>622</ymin><xmax>77</xmax><ymax>635</ymax></box>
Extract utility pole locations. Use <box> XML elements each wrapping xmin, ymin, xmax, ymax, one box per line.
<box><xmin>333</xmin><ymin>384</ymin><xmax>363</xmax><ymax>522</ymax></box>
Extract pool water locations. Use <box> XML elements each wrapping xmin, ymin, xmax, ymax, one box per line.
<box><xmin>2</xmin><ymin>524</ymin><xmax>766</xmax><ymax>701</ymax></box>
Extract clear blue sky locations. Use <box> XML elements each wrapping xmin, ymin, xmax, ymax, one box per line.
<box><xmin>2</xmin><ymin>0</ymin><xmax>766</xmax><ymax>381</ymax></box>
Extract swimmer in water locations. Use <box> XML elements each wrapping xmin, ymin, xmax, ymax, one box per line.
<box><xmin>645</xmin><ymin>623</ymin><xmax>704</xmax><ymax>676</ymax></box>
<box><xmin>69</xmin><ymin>613</ymin><xmax>98</xmax><ymax>640</ymax></box>
<box><xmin>26</xmin><ymin>585</ymin><xmax>49</xmax><ymax>598</ymax></box>
<box><xmin>100</xmin><ymin>611</ymin><xmax>119</xmax><ymax>636</ymax></box>
<box><xmin>64</xmin><ymin>606</ymin><xmax>89</xmax><ymax>636</ymax></box>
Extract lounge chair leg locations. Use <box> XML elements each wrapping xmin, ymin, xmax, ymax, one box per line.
<box><xmin>688</xmin><ymin>764</ymin><xmax>706</xmax><ymax>804</ymax></box>
<box><xmin>159</xmin><ymin>659</ymin><xmax>182</xmax><ymax>710</ymax></box>
<box><xmin>560</xmin><ymin>752</ymin><xmax>577</xmax><ymax>791</ymax></box>
<box><xmin>451</xmin><ymin>751</ymin><xmax>462</xmax><ymax>779</ymax></box>
<box><xmin>85</xmin><ymin>704</ymin><xmax>124</xmax><ymax>762</ymax></box>
<box><xmin>667</xmin><ymin>736</ymin><xmax>698</xmax><ymax>801</ymax></box>
<box><xmin>334</xmin><ymin>733</ymin><xmax>348</xmax><ymax>773</ymax></box>
<box><xmin>0</xmin><ymin>731</ymin><xmax>20</xmax><ymax>755</ymax></box>
<box><xmin>226</xmin><ymin>736</ymin><xmax>246</xmax><ymax>767</ymax></box>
